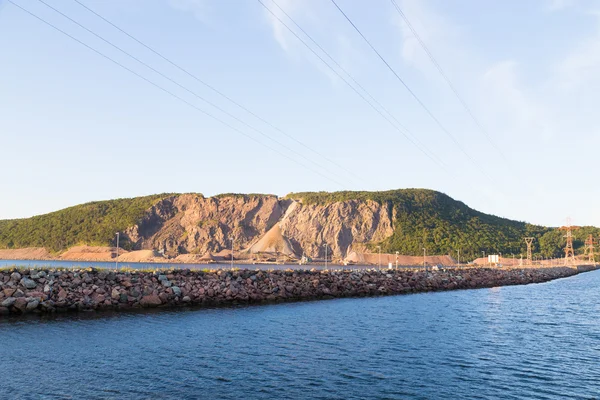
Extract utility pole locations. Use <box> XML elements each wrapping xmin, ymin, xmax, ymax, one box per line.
<box><xmin>423</xmin><ymin>248</ymin><xmax>427</xmax><ymax>269</ymax></box>
<box><xmin>584</xmin><ymin>234</ymin><xmax>595</xmax><ymax>264</ymax></box>
<box><xmin>324</xmin><ymin>244</ymin><xmax>328</xmax><ymax>270</ymax></box>
<box><xmin>524</xmin><ymin>237</ymin><xmax>534</xmax><ymax>266</ymax></box>
<box><xmin>115</xmin><ymin>232</ymin><xmax>120</xmax><ymax>271</ymax></box>
<box><xmin>377</xmin><ymin>245</ymin><xmax>381</xmax><ymax>270</ymax></box>
<box><xmin>395</xmin><ymin>251</ymin><xmax>399</xmax><ymax>270</ymax></box>
<box><xmin>231</xmin><ymin>238</ymin><xmax>234</xmax><ymax>269</ymax></box>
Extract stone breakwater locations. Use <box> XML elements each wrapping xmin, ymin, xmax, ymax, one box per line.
<box><xmin>0</xmin><ymin>266</ymin><xmax>595</xmax><ymax>316</ymax></box>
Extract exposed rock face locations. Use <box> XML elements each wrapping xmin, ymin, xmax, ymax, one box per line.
<box><xmin>121</xmin><ymin>195</ymin><xmax>394</xmax><ymax>259</ymax></box>
<box><xmin>124</xmin><ymin>194</ymin><xmax>284</xmax><ymax>257</ymax></box>
<box><xmin>279</xmin><ymin>199</ymin><xmax>394</xmax><ymax>258</ymax></box>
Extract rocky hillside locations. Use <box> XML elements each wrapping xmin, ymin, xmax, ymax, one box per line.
<box><xmin>116</xmin><ymin>193</ymin><xmax>393</xmax><ymax>259</ymax></box>
<box><xmin>1</xmin><ymin>189</ymin><xmax>598</xmax><ymax>260</ymax></box>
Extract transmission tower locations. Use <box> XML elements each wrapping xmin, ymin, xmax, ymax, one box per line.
<box><xmin>524</xmin><ymin>237</ymin><xmax>534</xmax><ymax>265</ymax></box>
<box><xmin>584</xmin><ymin>234</ymin><xmax>595</xmax><ymax>264</ymax></box>
<box><xmin>559</xmin><ymin>220</ymin><xmax>579</xmax><ymax>264</ymax></box>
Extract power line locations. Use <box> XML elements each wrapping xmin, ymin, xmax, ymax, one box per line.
<box><xmin>7</xmin><ymin>0</ymin><xmax>348</xmax><ymax>189</ymax></box>
<box><xmin>71</xmin><ymin>0</ymin><xmax>362</xmax><ymax>183</ymax></box>
<box><xmin>268</xmin><ymin>0</ymin><xmax>447</xmax><ymax>169</ymax></box>
<box><xmin>329</xmin><ymin>0</ymin><xmax>492</xmax><ymax>181</ymax></box>
<box><xmin>34</xmin><ymin>0</ymin><xmax>352</xmax><ymax>187</ymax></box>
<box><xmin>257</xmin><ymin>0</ymin><xmax>449</xmax><ymax>172</ymax></box>
<box><xmin>389</xmin><ymin>0</ymin><xmax>507</xmax><ymax>161</ymax></box>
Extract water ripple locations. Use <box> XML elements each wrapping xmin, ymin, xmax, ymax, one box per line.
<box><xmin>1</xmin><ymin>271</ymin><xmax>600</xmax><ymax>399</ymax></box>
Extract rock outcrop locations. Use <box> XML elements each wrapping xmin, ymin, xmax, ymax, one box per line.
<box><xmin>279</xmin><ymin>199</ymin><xmax>394</xmax><ymax>259</ymax></box>
<box><xmin>124</xmin><ymin>194</ymin><xmax>285</xmax><ymax>257</ymax></box>
<box><xmin>119</xmin><ymin>194</ymin><xmax>394</xmax><ymax>260</ymax></box>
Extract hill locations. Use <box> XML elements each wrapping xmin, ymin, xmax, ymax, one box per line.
<box><xmin>0</xmin><ymin>194</ymin><xmax>173</xmax><ymax>253</ymax></box>
<box><xmin>0</xmin><ymin>189</ymin><xmax>597</xmax><ymax>261</ymax></box>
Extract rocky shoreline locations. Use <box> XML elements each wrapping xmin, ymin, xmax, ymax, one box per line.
<box><xmin>0</xmin><ymin>266</ymin><xmax>596</xmax><ymax>316</ymax></box>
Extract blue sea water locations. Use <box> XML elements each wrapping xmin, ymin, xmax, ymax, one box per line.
<box><xmin>1</xmin><ymin>269</ymin><xmax>599</xmax><ymax>399</ymax></box>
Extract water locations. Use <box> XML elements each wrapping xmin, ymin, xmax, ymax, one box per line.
<box><xmin>1</xmin><ymin>270</ymin><xmax>599</xmax><ymax>399</ymax></box>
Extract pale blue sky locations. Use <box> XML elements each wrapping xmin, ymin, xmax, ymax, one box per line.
<box><xmin>1</xmin><ymin>0</ymin><xmax>599</xmax><ymax>227</ymax></box>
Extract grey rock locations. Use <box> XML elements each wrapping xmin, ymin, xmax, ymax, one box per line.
<box><xmin>172</xmin><ymin>286</ymin><xmax>181</xmax><ymax>296</ymax></box>
<box><xmin>182</xmin><ymin>296</ymin><xmax>191</xmax><ymax>303</ymax></box>
<box><xmin>26</xmin><ymin>299</ymin><xmax>39</xmax><ymax>311</ymax></box>
<box><xmin>20</xmin><ymin>278</ymin><xmax>37</xmax><ymax>289</ymax></box>
<box><xmin>41</xmin><ymin>300</ymin><xmax>55</xmax><ymax>311</ymax></box>
<box><xmin>3</xmin><ymin>281</ymin><xmax>15</xmax><ymax>289</ymax></box>
<box><xmin>1</xmin><ymin>297</ymin><xmax>16</xmax><ymax>307</ymax></box>
<box><xmin>161</xmin><ymin>280</ymin><xmax>172</xmax><ymax>288</ymax></box>
<box><xmin>10</xmin><ymin>272</ymin><xmax>22</xmax><ymax>282</ymax></box>
<box><xmin>158</xmin><ymin>274</ymin><xmax>168</xmax><ymax>281</ymax></box>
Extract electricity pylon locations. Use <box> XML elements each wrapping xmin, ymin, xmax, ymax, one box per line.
<box><xmin>559</xmin><ymin>220</ymin><xmax>579</xmax><ymax>264</ymax></box>
<box><xmin>524</xmin><ymin>237</ymin><xmax>534</xmax><ymax>265</ymax></box>
<box><xmin>584</xmin><ymin>234</ymin><xmax>595</xmax><ymax>264</ymax></box>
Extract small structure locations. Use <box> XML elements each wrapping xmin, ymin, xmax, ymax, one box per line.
<box><xmin>488</xmin><ymin>254</ymin><xmax>500</xmax><ymax>266</ymax></box>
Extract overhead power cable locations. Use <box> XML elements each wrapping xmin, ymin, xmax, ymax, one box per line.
<box><xmin>389</xmin><ymin>0</ymin><xmax>507</xmax><ymax>161</ymax></box>
<box><xmin>329</xmin><ymin>0</ymin><xmax>492</xmax><ymax>181</ymax></box>
<box><xmin>268</xmin><ymin>0</ymin><xmax>447</xmax><ymax>169</ymax></box>
<box><xmin>257</xmin><ymin>0</ymin><xmax>449</xmax><ymax>172</ymax></box>
<box><xmin>70</xmin><ymin>0</ymin><xmax>362</xmax><ymax>183</ymax></box>
<box><xmin>34</xmin><ymin>0</ymin><xmax>353</xmax><ymax>186</ymax></box>
<box><xmin>7</xmin><ymin>0</ymin><xmax>348</xmax><ymax>188</ymax></box>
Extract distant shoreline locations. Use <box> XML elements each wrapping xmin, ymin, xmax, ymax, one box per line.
<box><xmin>0</xmin><ymin>246</ymin><xmax>581</xmax><ymax>268</ymax></box>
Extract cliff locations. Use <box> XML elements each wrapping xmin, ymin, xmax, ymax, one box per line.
<box><xmin>122</xmin><ymin>193</ymin><xmax>394</xmax><ymax>260</ymax></box>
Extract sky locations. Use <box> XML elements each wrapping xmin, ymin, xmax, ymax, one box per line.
<box><xmin>1</xmin><ymin>0</ymin><xmax>600</xmax><ymax>227</ymax></box>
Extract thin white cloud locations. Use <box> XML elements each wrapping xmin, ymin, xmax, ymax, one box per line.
<box><xmin>262</xmin><ymin>0</ymin><xmax>297</xmax><ymax>51</ymax></box>
<box><xmin>394</xmin><ymin>0</ymin><xmax>461</xmax><ymax>75</ymax></box>
<box><xmin>168</xmin><ymin>0</ymin><xmax>210</xmax><ymax>23</ymax></box>
<box><xmin>482</xmin><ymin>61</ymin><xmax>554</xmax><ymax>142</ymax></box>
<box><xmin>554</xmin><ymin>15</ymin><xmax>600</xmax><ymax>89</ymax></box>
<box><xmin>390</xmin><ymin>0</ymin><xmax>560</xmax><ymax>143</ymax></box>
<box><xmin>259</xmin><ymin>0</ymin><xmax>361</xmax><ymax>85</ymax></box>
<box><xmin>547</xmin><ymin>0</ymin><xmax>576</xmax><ymax>11</ymax></box>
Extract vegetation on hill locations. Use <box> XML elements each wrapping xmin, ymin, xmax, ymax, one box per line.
<box><xmin>288</xmin><ymin>189</ymin><xmax>600</xmax><ymax>260</ymax></box>
<box><xmin>0</xmin><ymin>194</ymin><xmax>173</xmax><ymax>252</ymax></box>
<box><xmin>213</xmin><ymin>193</ymin><xmax>277</xmax><ymax>200</ymax></box>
